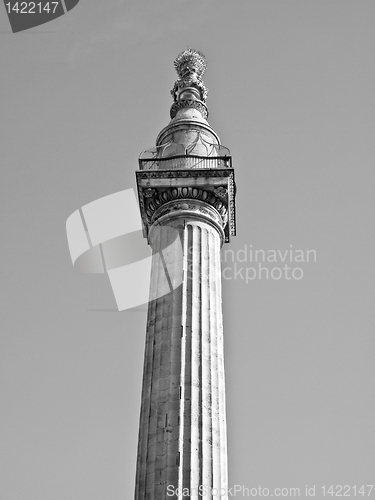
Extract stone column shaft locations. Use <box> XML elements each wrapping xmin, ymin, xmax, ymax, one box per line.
<box><xmin>135</xmin><ymin>218</ymin><xmax>228</xmax><ymax>500</ymax></box>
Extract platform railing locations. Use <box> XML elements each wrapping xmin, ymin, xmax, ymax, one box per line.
<box><xmin>138</xmin><ymin>155</ymin><xmax>232</xmax><ymax>171</ymax></box>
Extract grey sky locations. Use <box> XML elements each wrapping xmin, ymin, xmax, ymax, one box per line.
<box><xmin>0</xmin><ymin>1</ymin><xmax>374</xmax><ymax>499</ymax></box>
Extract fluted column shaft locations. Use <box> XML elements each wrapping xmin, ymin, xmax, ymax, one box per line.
<box><xmin>135</xmin><ymin>216</ymin><xmax>228</xmax><ymax>500</ymax></box>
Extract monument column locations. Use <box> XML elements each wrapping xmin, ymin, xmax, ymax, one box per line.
<box><xmin>135</xmin><ymin>49</ymin><xmax>236</xmax><ymax>499</ymax></box>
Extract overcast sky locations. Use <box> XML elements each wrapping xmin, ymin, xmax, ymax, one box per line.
<box><xmin>0</xmin><ymin>1</ymin><xmax>374</xmax><ymax>499</ymax></box>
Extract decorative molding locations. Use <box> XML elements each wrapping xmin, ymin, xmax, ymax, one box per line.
<box><xmin>143</xmin><ymin>188</ymin><xmax>156</xmax><ymax>198</ymax></box>
<box><xmin>137</xmin><ymin>168</ymin><xmax>233</xmax><ymax>180</ymax></box>
<box><xmin>135</xmin><ymin>168</ymin><xmax>236</xmax><ymax>243</ymax></box>
<box><xmin>228</xmin><ymin>172</ymin><xmax>236</xmax><ymax>237</ymax></box>
<box><xmin>214</xmin><ymin>187</ymin><xmax>227</xmax><ymax>198</ymax></box>
<box><xmin>143</xmin><ymin>186</ymin><xmax>227</xmax><ymax>225</ymax></box>
<box><xmin>170</xmin><ymin>99</ymin><xmax>208</xmax><ymax>120</ymax></box>
<box><xmin>153</xmin><ymin>200</ymin><xmax>222</xmax><ymax>223</ymax></box>
<box><xmin>170</xmin><ymin>79</ymin><xmax>208</xmax><ymax>103</ymax></box>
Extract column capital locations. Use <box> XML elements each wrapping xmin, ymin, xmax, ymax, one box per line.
<box><xmin>136</xmin><ymin>168</ymin><xmax>236</xmax><ymax>244</ymax></box>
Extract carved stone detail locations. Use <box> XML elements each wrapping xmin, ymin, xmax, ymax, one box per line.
<box><xmin>143</xmin><ymin>186</ymin><xmax>227</xmax><ymax>228</ymax></box>
<box><xmin>174</xmin><ymin>48</ymin><xmax>207</xmax><ymax>79</ymax></box>
<box><xmin>214</xmin><ymin>186</ymin><xmax>227</xmax><ymax>198</ymax></box>
<box><xmin>138</xmin><ymin>168</ymin><xmax>233</xmax><ymax>179</ymax></box>
<box><xmin>170</xmin><ymin>48</ymin><xmax>208</xmax><ymax>103</ymax></box>
<box><xmin>170</xmin><ymin>99</ymin><xmax>208</xmax><ymax>119</ymax></box>
<box><xmin>171</xmin><ymin>78</ymin><xmax>208</xmax><ymax>103</ymax></box>
<box><xmin>143</xmin><ymin>188</ymin><xmax>156</xmax><ymax>198</ymax></box>
<box><xmin>228</xmin><ymin>173</ymin><xmax>236</xmax><ymax>237</ymax></box>
<box><xmin>136</xmin><ymin>168</ymin><xmax>236</xmax><ymax>243</ymax></box>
